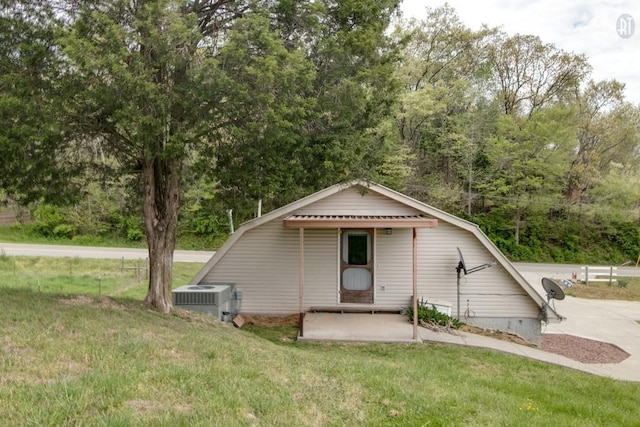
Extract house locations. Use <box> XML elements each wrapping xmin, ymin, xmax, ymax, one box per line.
<box><xmin>188</xmin><ymin>181</ymin><xmax>562</xmax><ymax>345</ymax></box>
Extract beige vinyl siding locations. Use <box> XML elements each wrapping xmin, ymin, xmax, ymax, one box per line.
<box><xmin>296</xmin><ymin>186</ymin><xmax>420</xmax><ymax>215</ymax></box>
<box><xmin>373</xmin><ymin>224</ymin><xmax>539</xmax><ymax>317</ymax></box>
<box><xmin>203</xmin><ymin>221</ymin><xmax>338</xmax><ymax>314</ymax></box>
<box><xmin>203</xmin><ymin>219</ymin><xmax>300</xmax><ymax>314</ymax></box>
<box><xmin>374</xmin><ymin>228</ymin><xmax>414</xmax><ymax>309</ymax></box>
<box><xmin>303</xmin><ymin>229</ymin><xmax>338</xmax><ymax>308</ymax></box>
<box><xmin>416</xmin><ymin>223</ymin><xmax>539</xmax><ymax>318</ymax></box>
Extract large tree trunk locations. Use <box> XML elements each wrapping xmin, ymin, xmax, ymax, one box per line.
<box><xmin>142</xmin><ymin>157</ymin><xmax>181</xmax><ymax>313</ymax></box>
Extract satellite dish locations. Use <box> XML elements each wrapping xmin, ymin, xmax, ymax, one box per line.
<box><xmin>542</xmin><ymin>278</ymin><xmax>565</xmax><ymax>302</ymax></box>
<box><xmin>455</xmin><ymin>247</ymin><xmax>496</xmax><ymax>320</ymax></box>
<box><xmin>456</xmin><ymin>247</ymin><xmax>495</xmax><ymax>274</ymax></box>
<box><xmin>456</xmin><ymin>247</ymin><xmax>467</xmax><ymax>275</ymax></box>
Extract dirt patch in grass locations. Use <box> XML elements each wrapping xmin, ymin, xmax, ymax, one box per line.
<box><xmin>461</xmin><ymin>325</ymin><xmax>532</xmax><ymax>346</ymax></box>
<box><xmin>126</xmin><ymin>399</ymin><xmax>192</xmax><ymax>414</ymax></box>
<box><xmin>59</xmin><ymin>294</ymin><xmax>125</xmax><ymax>310</ymax></box>
<box><xmin>126</xmin><ymin>399</ymin><xmax>165</xmax><ymax>413</ymax></box>
<box><xmin>242</xmin><ymin>313</ymin><xmax>300</xmax><ymax>327</ymax></box>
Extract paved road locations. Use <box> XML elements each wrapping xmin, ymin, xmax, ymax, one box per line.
<box><xmin>2</xmin><ymin>242</ymin><xmax>639</xmax><ymax>275</ymax></box>
<box><xmin>0</xmin><ymin>242</ymin><xmax>215</xmax><ymax>263</ymax></box>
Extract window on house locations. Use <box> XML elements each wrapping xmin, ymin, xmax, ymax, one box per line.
<box><xmin>342</xmin><ymin>230</ymin><xmax>371</xmax><ymax>265</ymax></box>
<box><xmin>348</xmin><ymin>234</ymin><xmax>368</xmax><ymax>265</ymax></box>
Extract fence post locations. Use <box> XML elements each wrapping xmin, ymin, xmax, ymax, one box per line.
<box><xmin>609</xmin><ymin>267</ymin><xmax>613</xmax><ymax>285</ymax></box>
<box><xmin>121</xmin><ymin>257</ymin><xmax>124</xmax><ymax>275</ymax></box>
<box><xmin>585</xmin><ymin>266</ymin><xmax>589</xmax><ymax>285</ymax></box>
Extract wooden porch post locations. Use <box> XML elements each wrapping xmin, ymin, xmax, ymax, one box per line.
<box><xmin>413</xmin><ymin>227</ymin><xmax>418</xmax><ymax>340</ymax></box>
<box><xmin>299</xmin><ymin>227</ymin><xmax>305</xmax><ymax>336</ymax></box>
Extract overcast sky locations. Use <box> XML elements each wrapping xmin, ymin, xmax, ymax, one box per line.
<box><xmin>400</xmin><ymin>0</ymin><xmax>640</xmax><ymax>105</ymax></box>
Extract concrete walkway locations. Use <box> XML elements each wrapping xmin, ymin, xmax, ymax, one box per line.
<box><xmin>300</xmin><ymin>271</ymin><xmax>640</xmax><ymax>382</ymax></box>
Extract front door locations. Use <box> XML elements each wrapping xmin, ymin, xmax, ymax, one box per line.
<box><xmin>340</xmin><ymin>229</ymin><xmax>374</xmax><ymax>304</ymax></box>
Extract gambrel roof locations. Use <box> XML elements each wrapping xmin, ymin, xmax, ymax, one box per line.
<box><xmin>188</xmin><ymin>180</ymin><xmax>562</xmax><ymax>322</ymax></box>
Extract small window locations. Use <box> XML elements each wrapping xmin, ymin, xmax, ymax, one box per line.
<box><xmin>342</xmin><ymin>230</ymin><xmax>371</xmax><ymax>265</ymax></box>
<box><xmin>348</xmin><ymin>234</ymin><xmax>368</xmax><ymax>265</ymax></box>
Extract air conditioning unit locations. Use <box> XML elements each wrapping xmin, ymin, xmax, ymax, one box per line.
<box><xmin>172</xmin><ymin>282</ymin><xmax>239</xmax><ymax>320</ymax></box>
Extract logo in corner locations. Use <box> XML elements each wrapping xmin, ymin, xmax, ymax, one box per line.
<box><xmin>617</xmin><ymin>14</ymin><xmax>635</xmax><ymax>39</ymax></box>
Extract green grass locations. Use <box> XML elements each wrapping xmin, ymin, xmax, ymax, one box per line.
<box><xmin>566</xmin><ymin>277</ymin><xmax>640</xmax><ymax>301</ymax></box>
<box><xmin>0</xmin><ymin>255</ymin><xmax>203</xmax><ymax>300</ymax></box>
<box><xmin>1</xmin><ymin>255</ymin><xmax>640</xmax><ymax>424</ymax></box>
<box><xmin>1</xmin><ymin>289</ymin><xmax>640</xmax><ymax>425</ymax></box>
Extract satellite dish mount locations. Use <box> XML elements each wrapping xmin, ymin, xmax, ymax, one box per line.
<box><xmin>455</xmin><ymin>247</ymin><xmax>495</xmax><ymax>320</ymax></box>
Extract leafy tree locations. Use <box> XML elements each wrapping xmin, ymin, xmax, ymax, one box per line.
<box><xmin>0</xmin><ymin>0</ymin><xmax>252</xmax><ymax>312</ymax></box>
<box><xmin>488</xmin><ymin>33</ymin><xmax>590</xmax><ymax>117</ymax></box>
<box><xmin>210</xmin><ymin>11</ymin><xmax>317</xmax><ymax>218</ymax></box>
<box><xmin>0</xmin><ymin>4</ymin><xmax>82</xmax><ymax>203</ymax></box>
<box><xmin>54</xmin><ymin>0</ymin><xmax>256</xmax><ymax>312</ymax></box>
<box><xmin>390</xmin><ymin>5</ymin><xmax>494</xmax><ymax>209</ymax></box>
<box><xmin>589</xmin><ymin>165</ymin><xmax>640</xmax><ymax>220</ymax></box>
<box><xmin>213</xmin><ymin>0</ymin><xmax>403</xmax><ymax>220</ymax></box>
<box><xmin>566</xmin><ymin>80</ymin><xmax>640</xmax><ymax>206</ymax></box>
<box><xmin>477</xmin><ymin>106</ymin><xmax>576</xmax><ymax>243</ymax></box>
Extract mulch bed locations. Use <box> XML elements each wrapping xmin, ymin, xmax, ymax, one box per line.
<box><xmin>541</xmin><ymin>334</ymin><xmax>630</xmax><ymax>364</ymax></box>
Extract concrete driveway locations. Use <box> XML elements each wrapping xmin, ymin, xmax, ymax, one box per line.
<box><xmin>522</xmin><ymin>271</ymin><xmax>640</xmax><ymax>381</ymax></box>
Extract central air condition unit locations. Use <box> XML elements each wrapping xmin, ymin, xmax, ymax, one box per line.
<box><xmin>172</xmin><ymin>282</ymin><xmax>239</xmax><ymax>320</ymax></box>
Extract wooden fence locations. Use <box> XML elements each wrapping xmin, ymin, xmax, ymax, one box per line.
<box><xmin>0</xmin><ymin>211</ymin><xmax>32</xmax><ymax>225</ymax></box>
<box><xmin>580</xmin><ymin>266</ymin><xmax>617</xmax><ymax>285</ymax></box>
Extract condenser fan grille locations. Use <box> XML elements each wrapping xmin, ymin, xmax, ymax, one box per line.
<box><xmin>173</xmin><ymin>292</ymin><xmax>219</xmax><ymax>305</ymax></box>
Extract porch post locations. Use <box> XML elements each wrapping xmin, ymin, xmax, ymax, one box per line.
<box><xmin>412</xmin><ymin>227</ymin><xmax>418</xmax><ymax>341</ymax></box>
<box><xmin>299</xmin><ymin>227</ymin><xmax>305</xmax><ymax>336</ymax></box>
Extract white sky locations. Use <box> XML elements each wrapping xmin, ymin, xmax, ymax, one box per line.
<box><xmin>400</xmin><ymin>0</ymin><xmax>640</xmax><ymax>105</ymax></box>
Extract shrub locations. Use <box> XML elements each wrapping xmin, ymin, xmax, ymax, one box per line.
<box><xmin>127</xmin><ymin>227</ymin><xmax>144</xmax><ymax>242</ymax></box>
<box><xmin>33</xmin><ymin>204</ymin><xmax>64</xmax><ymax>237</ymax></box>
<box><xmin>52</xmin><ymin>224</ymin><xmax>76</xmax><ymax>239</ymax></box>
<box><xmin>403</xmin><ymin>298</ymin><xmax>463</xmax><ymax>329</ymax></box>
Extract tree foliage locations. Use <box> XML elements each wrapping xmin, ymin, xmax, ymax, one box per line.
<box><xmin>1</xmin><ymin>1</ymin><xmax>640</xmax><ymax>283</ymax></box>
<box><xmin>488</xmin><ymin>33</ymin><xmax>590</xmax><ymax>117</ymax></box>
<box><xmin>0</xmin><ymin>4</ymin><xmax>83</xmax><ymax>202</ymax></box>
<box><xmin>212</xmin><ymin>0</ymin><xmax>402</xmax><ymax>219</ymax></box>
